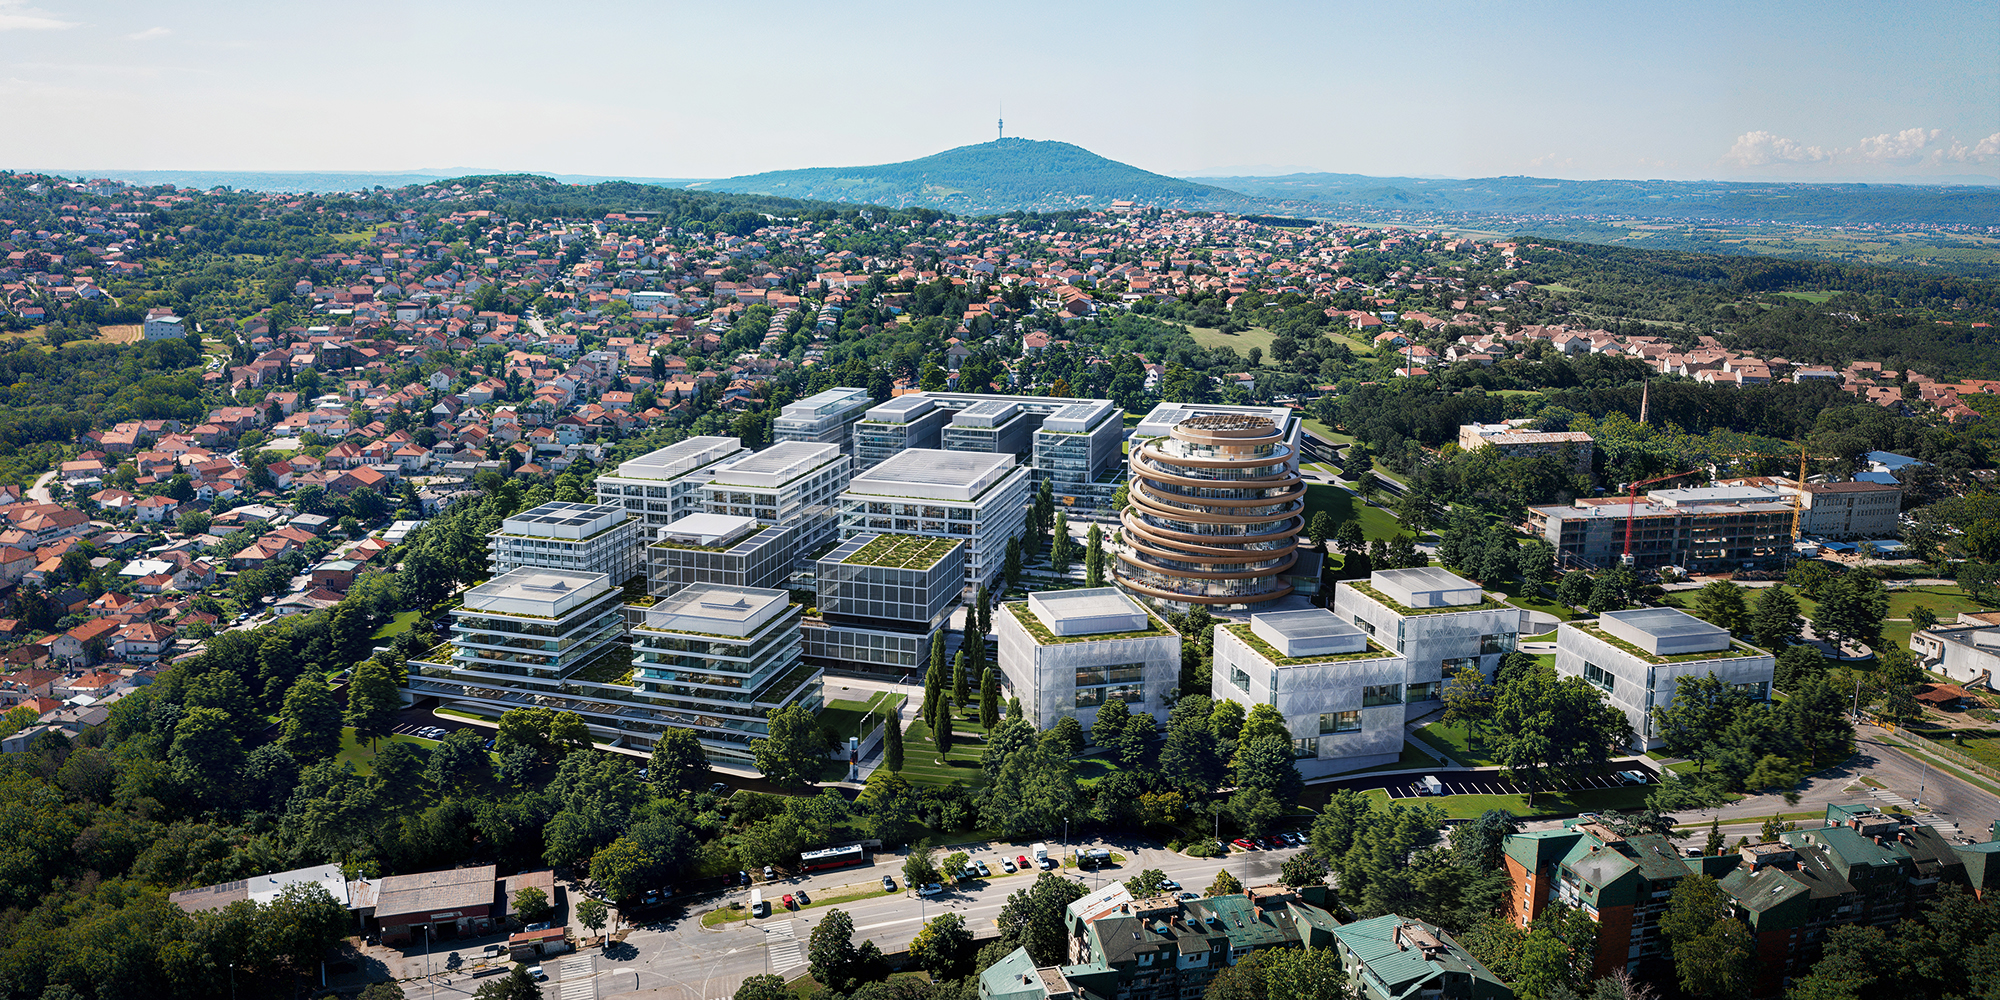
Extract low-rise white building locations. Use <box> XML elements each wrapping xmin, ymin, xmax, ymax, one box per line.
<box><xmin>1333</xmin><ymin>568</ymin><xmax>1521</xmax><ymax>718</ymax></box>
<box><xmin>1210</xmin><ymin>607</ymin><xmax>1408</xmax><ymax>776</ymax></box>
<box><xmin>994</xmin><ymin>588</ymin><xmax>1181</xmax><ymax>735</ymax></box>
<box><xmin>1554</xmin><ymin>606</ymin><xmax>1776</xmax><ymax>750</ymax></box>
<box><xmin>1911</xmin><ymin>612</ymin><xmax>2000</xmax><ymax>690</ymax></box>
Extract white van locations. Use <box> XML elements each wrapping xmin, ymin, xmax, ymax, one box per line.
<box><xmin>750</xmin><ymin>889</ymin><xmax>766</xmax><ymax>917</ymax></box>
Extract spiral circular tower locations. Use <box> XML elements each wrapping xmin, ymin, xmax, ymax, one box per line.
<box><xmin>1114</xmin><ymin>413</ymin><xmax>1304</xmax><ymax>605</ymax></box>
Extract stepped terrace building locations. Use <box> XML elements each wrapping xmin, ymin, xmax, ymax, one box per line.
<box><xmin>594</xmin><ymin>436</ymin><xmax>749</xmax><ymax>533</ymax></box>
<box><xmin>631</xmin><ymin>584</ymin><xmax>816</xmax><ymax>766</ymax></box>
<box><xmin>1116</xmin><ymin>405</ymin><xmax>1305</xmax><ymax>607</ymax></box>
<box><xmin>838</xmin><ymin>448</ymin><xmax>1029</xmax><ymax>587</ymax></box>
<box><xmin>773</xmin><ymin>387</ymin><xmax>872</xmax><ymax>457</ymax></box>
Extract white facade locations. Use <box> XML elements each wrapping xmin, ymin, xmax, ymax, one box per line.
<box><xmin>700</xmin><ymin>441</ymin><xmax>850</xmax><ymax>550</ymax></box>
<box><xmin>1332</xmin><ymin>568</ymin><xmax>1521</xmax><ymax>718</ymax></box>
<box><xmin>594</xmin><ymin>436</ymin><xmax>749</xmax><ymax>533</ymax></box>
<box><xmin>143</xmin><ymin>314</ymin><xmax>186</xmax><ymax>340</ymax></box>
<box><xmin>1911</xmin><ymin>618</ymin><xmax>2000</xmax><ymax>689</ymax></box>
<box><xmin>839</xmin><ymin>448</ymin><xmax>1030</xmax><ymax>587</ymax></box>
<box><xmin>773</xmin><ymin>387</ymin><xmax>872</xmax><ymax>456</ymax></box>
<box><xmin>1553</xmin><ymin>607</ymin><xmax>1776</xmax><ymax>750</ymax></box>
<box><xmin>631</xmin><ymin>584</ymin><xmax>818</xmax><ymax>766</ymax></box>
<box><xmin>1209</xmin><ymin>608</ymin><xmax>1408</xmax><ymax>776</ymax></box>
<box><xmin>487</xmin><ymin>501</ymin><xmax>641</xmax><ymax>584</ymax></box>
<box><xmin>993</xmin><ymin>589</ymin><xmax>1181</xmax><ymax>734</ymax></box>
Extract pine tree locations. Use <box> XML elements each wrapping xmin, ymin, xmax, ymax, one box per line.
<box><xmin>974</xmin><ymin>585</ymin><xmax>990</xmax><ymax>636</ymax></box>
<box><xmin>1004</xmin><ymin>537</ymin><xmax>1022</xmax><ymax>592</ymax></box>
<box><xmin>924</xmin><ymin>633</ymin><xmax>945</xmax><ymax>730</ymax></box>
<box><xmin>935</xmin><ymin>703</ymin><xmax>955</xmax><ymax>759</ymax></box>
<box><xmin>980</xmin><ymin>666</ymin><xmax>1000</xmax><ymax>731</ymax></box>
<box><xmin>1008</xmin><ymin>696</ymin><xmax>1023</xmax><ymax>719</ymax></box>
<box><xmin>1085</xmin><ymin>524</ymin><xmax>1105</xmax><ymax>587</ymax></box>
<box><xmin>953</xmin><ymin>635</ymin><xmax>972</xmax><ymax>713</ymax></box>
<box><xmin>1051</xmin><ymin>512</ymin><xmax>1072</xmax><ymax>573</ymax></box>
<box><xmin>884</xmin><ymin>712</ymin><xmax>904</xmax><ymax>772</ymax></box>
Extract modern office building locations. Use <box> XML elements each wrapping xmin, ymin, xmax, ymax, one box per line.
<box><xmin>839</xmin><ymin>448</ymin><xmax>1030</xmax><ymax>587</ymax></box>
<box><xmin>1554</xmin><ymin>606</ymin><xmax>1776</xmax><ymax>750</ymax></box>
<box><xmin>630</xmin><ymin>584</ymin><xmax>817</xmax><ymax>766</ymax></box>
<box><xmin>994</xmin><ymin>588</ymin><xmax>1181</xmax><ymax>734</ymax></box>
<box><xmin>1117</xmin><ymin>405</ymin><xmax>1305</xmax><ymax>607</ymax></box>
<box><xmin>804</xmin><ymin>533</ymin><xmax>965</xmax><ymax>674</ymax></box>
<box><xmin>406</xmin><ymin>568</ymin><xmax>628</xmax><ymax>726</ymax></box>
<box><xmin>594</xmin><ymin>436</ymin><xmax>749</xmax><ymax>533</ymax></box>
<box><xmin>1210</xmin><ymin>607</ymin><xmax>1408</xmax><ymax>776</ymax></box>
<box><xmin>486</xmin><ymin>501</ymin><xmax>642</xmax><ymax>585</ymax></box>
<box><xmin>1910</xmin><ymin>611</ymin><xmax>2000</xmax><ymax>689</ymax></box>
<box><xmin>1524</xmin><ymin>485</ymin><xmax>1795</xmax><ymax>573</ymax></box>
<box><xmin>700</xmin><ymin>441</ymin><xmax>850</xmax><ymax>550</ymax></box>
<box><xmin>1332</xmin><ymin>568</ymin><xmax>1521</xmax><ymax>718</ymax></box>
<box><xmin>644</xmin><ymin>512</ymin><xmax>795</xmax><ymax>598</ymax></box>
<box><xmin>773</xmin><ymin>387</ymin><xmax>872</xmax><ymax>456</ymax></box>
<box><xmin>856</xmin><ymin>392</ymin><xmax>1125</xmax><ymax>513</ymax></box>
<box><xmin>852</xmin><ymin>395</ymin><xmax>950</xmax><ymax>471</ymax></box>
<box><xmin>1331</xmin><ymin>914</ymin><xmax>1513</xmax><ymax>1000</ymax></box>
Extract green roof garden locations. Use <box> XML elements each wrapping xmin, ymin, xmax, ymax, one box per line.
<box><xmin>841</xmin><ymin>533</ymin><xmax>960</xmax><ymax>570</ymax></box>
<box><xmin>1222</xmin><ymin>623</ymin><xmax>1394</xmax><ymax>667</ymax></box>
<box><xmin>1569</xmin><ymin>621</ymin><xmax>1769</xmax><ymax>665</ymax></box>
<box><xmin>1003</xmin><ymin>600</ymin><xmax>1169</xmax><ymax>645</ymax></box>
<box><xmin>1347</xmin><ymin>580</ymin><xmax>1512</xmax><ymax>616</ymax></box>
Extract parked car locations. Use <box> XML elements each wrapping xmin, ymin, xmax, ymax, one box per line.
<box><xmin>794</xmin><ymin>889</ymin><xmax>810</xmax><ymax>906</ymax></box>
<box><xmin>1159</xmin><ymin>878</ymin><xmax>1180</xmax><ymax>891</ymax></box>
<box><xmin>1617</xmin><ymin>770</ymin><xmax>1649</xmax><ymax>786</ymax></box>
<box><xmin>1232</xmin><ymin>838</ymin><xmax>1257</xmax><ymax>851</ymax></box>
<box><xmin>525</xmin><ymin>966</ymin><xmax>547</xmax><ymax>981</ymax></box>
<box><xmin>917</xmin><ymin>883</ymin><xmax>942</xmax><ymax>896</ymax></box>
<box><xmin>711</xmin><ymin>782</ymin><xmax>729</xmax><ymax>794</ymax></box>
<box><xmin>1177</xmin><ymin>891</ymin><xmax>1199</xmax><ymax>900</ymax></box>
<box><xmin>976</xmin><ymin>860</ymin><xmax>992</xmax><ymax>877</ymax></box>
<box><xmin>763</xmin><ymin>865</ymin><xmax>777</xmax><ymax>880</ymax></box>
<box><xmin>1002</xmin><ymin>858</ymin><xmax>1017</xmax><ymax>873</ymax></box>
<box><xmin>882</xmin><ymin>875</ymin><xmax>897</xmax><ymax>892</ymax></box>
<box><xmin>738</xmin><ymin>870</ymin><xmax>750</xmax><ymax>886</ymax></box>
<box><xmin>1018</xmin><ymin>855</ymin><xmax>1032</xmax><ymax>871</ymax></box>
<box><xmin>782</xmin><ymin>894</ymin><xmax>795</xmax><ymax>910</ymax></box>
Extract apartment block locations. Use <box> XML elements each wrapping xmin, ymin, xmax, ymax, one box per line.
<box><xmin>1210</xmin><ymin>608</ymin><xmax>1407</xmax><ymax>776</ymax></box>
<box><xmin>486</xmin><ymin>501</ymin><xmax>641</xmax><ymax>585</ymax></box>
<box><xmin>630</xmin><ymin>584</ymin><xmax>817</xmax><ymax>766</ymax></box>
<box><xmin>1795</xmin><ymin>480</ymin><xmax>1902</xmax><ymax>540</ymax></box>
<box><xmin>1332</xmin><ymin>568</ymin><xmax>1521</xmax><ymax>719</ymax></box>
<box><xmin>805</xmin><ymin>533</ymin><xmax>965</xmax><ymax>674</ymax></box>
<box><xmin>772</xmin><ymin>387</ymin><xmax>871</xmax><ymax>456</ymax></box>
<box><xmin>994</xmin><ymin>588</ymin><xmax>1181</xmax><ymax>734</ymax></box>
<box><xmin>839</xmin><ymin>448</ymin><xmax>1029</xmax><ymax>587</ymax></box>
<box><xmin>1331</xmin><ymin>914</ymin><xmax>1512</xmax><ymax>1000</ymax></box>
<box><xmin>594</xmin><ymin>436</ymin><xmax>749</xmax><ymax>533</ymax></box>
<box><xmin>1553</xmin><ymin>607</ymin><xmax>1775</xmax><ymax>751</ymax></box>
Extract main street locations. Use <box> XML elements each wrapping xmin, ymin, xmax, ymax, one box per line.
<box><xmin>579</xmin><ymin>838</ymin><xmax>1308</xmax><ymax>1000</ymax></box>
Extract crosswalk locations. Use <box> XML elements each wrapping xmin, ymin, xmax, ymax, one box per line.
<box><xmin>1865</xmin><ymin>788</ymin><xmax>1948</xmax><ymax>829</ymax></box>
<box><xmin>765</xmin><ymin>919</ymin><xmax>806</xmax><ymax>974</ymax></box>
<box><xmin>556</xmin><ymin>955</ymin><xmax>594</xmax><ymax>1000</ymax></box>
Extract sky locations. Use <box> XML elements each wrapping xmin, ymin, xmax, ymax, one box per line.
<box><xmin>4</xmin><ymin>0</ymin><xmax>1997</xmax><ymax>184</ymax></box>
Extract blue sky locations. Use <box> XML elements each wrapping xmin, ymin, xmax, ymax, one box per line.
<box><xmin>3</xmin><ymin>0</ymin><xmax>1995</xmax><ymax>182</ymax></box>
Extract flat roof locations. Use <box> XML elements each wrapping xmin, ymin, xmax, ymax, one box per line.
<box><xmin>1132</xmin><ymin>402</ymin><xmax>1295</xmax><ymax>440</ymax></box>
<box><xmin>950</xmin><ymin>399</ymin><xmax>1023</xmax><ymax>427</ymax></box>
<box><xmin>1374</xmin><ymin>566</ymin><xmax>1479</xmax><ymax>592</ymax></box>
<box><xmin>1250</xmin><ymin>608</ymin><xmax>1369</xmax><ymax>657</ymax></box>
<box><xmin>462</xmin><ymin>567</ymin><xmax>614</xmax><ymax>618</ymax></box>
<box><xmin>1602</xmin><ymin>606</ymin><xmax>1727</xmax><ymax>641</ymax></box>
<box><xmin>659</xmin><ymin>512</ymin><xmax>758</xmax><ymax>547</ymax></box>
<box><xmin>1652</xmin><ymin>485</ymin><xmax>1786</xmax><ymax>506</ymax></box>
<box><xmin>710</xmin><ymin>441</ymin><xmax>842</xmax><ymax>487</ymax></box>
<box><xmin>863</xmin><ymin>395</ymin><xmax>938</xmax><ymax>422</ymax></box>
<box><xmin>833</xmin><ymin>532</ymin><xmax>962</xmax><ymax>570</ymax></box>
<box><xmin>1028</xmin><ymin>588</ymin><xmax>1148</xmax><ymax>636</ymax></box>
<box><xmin>846</xmin><ymin>448</ymin><xmax>1018</xmax><ymax>502</ymax></box>
<box><xmin>611</xmin><ymin>436</ymin><xmax>745</xmax><ymax>480</ymax></box>
<box><xmin>644</xmin><ymin>583</ymin><xmax>791</xmax><ymax>637</ymax></box>
<box><xmin>500</xmin><ymin>501</ymin><xmax>627</xmax><ymax>539</ymax></box>
<box><xmin>779</xmin><ymin>387</ymin><xmax>871</xmax><ymax>418</ymax></box>
<box><xmin>1040</xmin><ymin>399</ymin><xmax>1117</xmax><ymax>433</ymax></box>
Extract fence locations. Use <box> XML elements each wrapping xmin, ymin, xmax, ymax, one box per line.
<box><xmin>1873</xmin><ymin>719</ymin><xmax>2000</xmax><ymax>785</ymax></box>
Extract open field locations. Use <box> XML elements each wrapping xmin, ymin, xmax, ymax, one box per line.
<box><xmin>1187</xmin><ymin>325</ymin><xmax>1278</xmax><ymax>356</ymax></box>
<box><xmin>96</xmin><ymin>324</ymin><xmax>143</xmax><ymax>343</ymax></box>
<box><xmin>1302</xmin><ymin>483</ymin><xmax>1405</xmax><ymax>543</ymax></box>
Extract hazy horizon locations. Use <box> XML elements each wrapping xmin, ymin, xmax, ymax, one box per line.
<box><xmin>2</xmin><ymin>0</ymin><xmax>1994</xmax><ymax>185</ymax></box>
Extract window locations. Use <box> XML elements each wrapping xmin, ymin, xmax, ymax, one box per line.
<box><xmin>1075</xmin><ymin>664</ymin><xmax>1145</xmax><ymax>687</ymax></box>
<box><xmin>1352</xmin><ymin>616</ymin><xmax>1375</xmax><ymax>636</ymax></box>
<box><xmin>1320</xmin><ymin>711</ymin><xmax>1360</xmax><ymax>734</ymax></box>
<box><xmin>1231</xmin><ymin>665</ymin><xmax>1251</xmax><ymax>692</ymax></box>
<box><xmin>1731</xmin><ymin>681</ymin><xmax>1770</xmax><ymax>701</ymax></box>
<box><xmin>1362</xmin><ymin>684</ymin><xmax>1402</xmax><ymax>707</ymax></box>
<box><xmin>1292</xmin><ymin>737</ymin><xmax>1319</xmax><ymax>759</ymax></box>
<box><xmin>1584</xmin><ymin>662</ymin><xmax>1615</xmax><ymax>693</ymax></box>
<box><xmin>1481</xmin><ymin>632</ymin><xmax>1517</xmax><ymax>655</ymax></box>
<box><xmin>1407</xmin><ymin>681</ymin><xmax>1442</xmax><ymax>702</ymax></box>
<box><xmin>1443</xmin><ymin>655</ymin><xmax>1478</xmax><ymax>675</ymax></box>
<box><xmin>1076</xmin><ymin>684</ymin><xmax>1143</xmax><ymax>708</ymax></box>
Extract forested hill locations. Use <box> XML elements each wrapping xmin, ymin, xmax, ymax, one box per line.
<box><xmin>694</xmin><ymin>138</ymin><xmax>1260</xmax><ymax>215</ymax></box>
<box><xmin>1193</xmin><ymin>172</ymin><xmax>2000</xmax><ymax>228</ymax></box>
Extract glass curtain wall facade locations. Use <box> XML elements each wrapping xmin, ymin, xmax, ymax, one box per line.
<box><xmin>1117</xmin><ymin>414</ymin><xmax>1304</xmax><ymax>605</ymax></box>
<box><xmin>630</xmin><ymin>585</ymin><xmax>818</xmax><ymax>765</ymax></box>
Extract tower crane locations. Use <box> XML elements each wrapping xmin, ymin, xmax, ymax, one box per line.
<box><xmin>1620</xmin><ymin>468</ymin><xmax>1707</xmax><ymax>566</ymax></box>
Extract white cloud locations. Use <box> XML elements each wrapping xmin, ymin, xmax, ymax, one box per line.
<box><xmin>1723</xmin><ymin>131</ymin><xmax>1831</xmax><ymax>167</ymax></box>
<box><xmin>0</xmin><ymin>1</ymin><xmax>77</xmax><ymax>30</ymax></box>
<box><xmin>122</xmin><ymin>25</ymin><xmax>169</xmax><ymax>41</ymax></box>
<box><xmin>1854</xmin><ymin>127</ymin><xmax>1940</xmax><ymax>161</ymax></box>
<box><xmin>1976</xmin><ymin>133</ymin><xmax>2000</xmax><ymax>157</ymax></box>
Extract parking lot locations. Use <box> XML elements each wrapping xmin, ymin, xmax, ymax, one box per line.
<box><xmin>1382</xmin><ymin>770</ymin><xmax>1648</xmax><ymax>799</ymax></box>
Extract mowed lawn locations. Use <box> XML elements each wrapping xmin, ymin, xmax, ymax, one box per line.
<box><xmin>1303</xmin><ymin>483</ymin><xmax>1406</xmax><ymax>542</ymax></box>
<box><xmin>1360</xmin><ymin>784</ymin><xmax>1652</xmax><ymax>820</ymax></box>
<box><xmin>893</xmin><ymin>716</ymin><xmax>989</xmax><ymax>788</ymax></box>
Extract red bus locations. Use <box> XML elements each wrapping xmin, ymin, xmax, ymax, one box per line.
<box><xmin>799</xmin><ymin>844</ymin><xmax>866</xmax><ymax>872</ymax></box>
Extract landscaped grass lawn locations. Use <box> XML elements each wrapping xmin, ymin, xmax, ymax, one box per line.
<box><xmin>371</xmin><ymin>609</ymin><xmax>421</xmax><ymax>639</ymax></box>
<box><xmin>818</xmin><ymin>693</ymin><xmax>905</xmax><ymax>742</ymax></box>
<box><xmin>892</xmin><ymin>717</ymin><xmax>989</xmax><ymax>788</ymax></box>
<box><xmin>1477</xmin><ymin>575</ymin><xmax>1582</xmax><ymax>621</ymax></box>
<box><xmin>333</xmin><ymin>727</ymin><xmax>439</xmax><ymax>776</ymax></box>
<box><xmin>1301</xmin><ymin>419</ymin><xmax>1356</xmax><ymax>446</ymax></box>
<box><xmin>1410</xmin><ymin>720</ymin><xmax>1503</xmax><ymax>768</ymax></box>
<box><xmin>1361</xmin><ymin>783</ymin><xmax>1653</xmax><ymax>820</ymax></box>
<box><xmin>1918</xmin><ymin>729</ymin><xmax>2000</xmax><ymax>770</ymax></box>
<box><xmin>1302</xmin><ymin>483</ymin><xmax>1405</xmax><ymax>543</ymax></box>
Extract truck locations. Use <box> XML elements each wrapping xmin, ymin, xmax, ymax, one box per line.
<box><xmin>1032</xmin><ymin>843</ymin><xmax>1049</xmax><ymax>869</ymax></box>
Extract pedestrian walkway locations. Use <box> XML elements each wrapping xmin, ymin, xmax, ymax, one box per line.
<box><xmin>764</xmin><ymin>919</ymin><xmax>805</xmax><ymax>974</ymax></box>
<box><xmin>1864</xmin><ymin>787</ymin><xmax>1948</xmax><ymax>829</ymax></box>
<box><xmin>558</xmin><ymin>954</ymin><xmax>595</xmax><ymax>1000</ymax></box>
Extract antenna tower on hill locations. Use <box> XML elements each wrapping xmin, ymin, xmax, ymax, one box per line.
<box><xmin>998</xmin><ymin>104</ymin><xmax>1004</xmax><ymax>141</ymax></box>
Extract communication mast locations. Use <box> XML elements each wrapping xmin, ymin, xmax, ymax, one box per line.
<box><xmin>998</xmin><ymin>104</ymin><xmax>1004</xmax><ymax>141</ymax></box>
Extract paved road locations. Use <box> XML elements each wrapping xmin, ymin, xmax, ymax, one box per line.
<box><xmin>26</xmin><ymin>469</ymin><xmax>54</xmax><ymax>504</ymax></box>
<box><xmin>589</xmin><ymin>840</ymin><xmax>1307</xmax><ymax>1000</ymax></box>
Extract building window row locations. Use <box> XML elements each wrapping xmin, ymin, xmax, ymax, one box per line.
<box><xmin>1584</xmin><ymin>662</ymin><xmax>1615</xmax><ymax>693</ymax></box>
<box><xmin>1319</xmin><ymin>711</ymin><xmax>1361</xmax><ymax>734</ymax></box>
<box><xmin>1362</xmin><ymin>683</ymin><xmax>1403</xmax><ymax>707</ymax></box>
